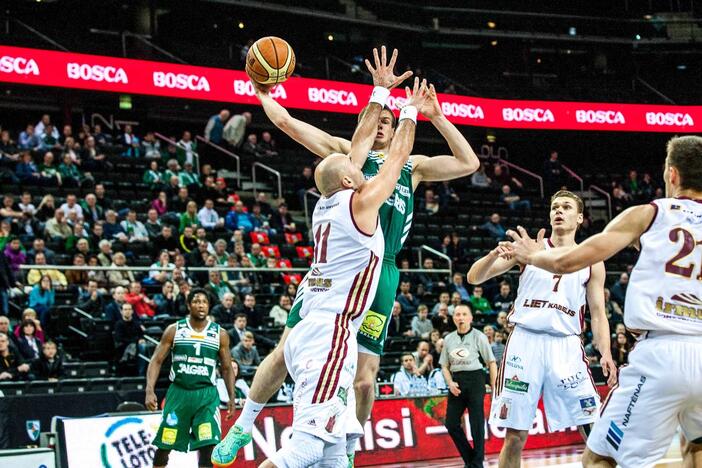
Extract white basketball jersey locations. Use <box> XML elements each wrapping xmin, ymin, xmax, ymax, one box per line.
<box><xmin>625</xmin><ymin>198</ymin><xmax>702</xmax><ymax>335</ymax></box>
<box><xmin>509</xmin><ymin>239</ymin><xmax>590</xmax><ymax>335</ymax></box>
<box><xmin>299</xmin><ymin>189</ymin><xmax>384</xmax><ymax>331</ymax></box>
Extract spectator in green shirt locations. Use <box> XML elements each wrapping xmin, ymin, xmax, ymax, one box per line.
<box><xmin>142</xmin><ymin>160</ymin><xmax>164</xmax><ymax>190</ymax></box>
<box><xmin>178</xmin><ymin>161</ymin><xmax>200</xmax><ymax>189</ymax></box>
<box><xmin>38</xmin><ymin>152</ymin><xmax>61</xmax><ymax>186</ymax></box>
<box><xmin>246</xmin><ymin>243</ymin><xmax>267</xmax><ymax>268</ymax></box>
<box><xmin>58</xmin><ymin>152</ymin><xmax>84</xmax><ymax>187</ymax></box>
<box><xmin>179</xmin><ymin>201</ymin><xmax>201</xmax><ymax>233</ymax></box>
<box><xmin>163</xmin><ymin>158</ymin><xmax>180</xmax><ymax>181</ymax></box>
<box><xmin>469</xmin><ymin>285</ymin><xmax>494</xmax><ymax>315</ymax></box>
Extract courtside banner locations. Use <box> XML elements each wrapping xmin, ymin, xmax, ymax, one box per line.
<box><xmin>222</xmin><ymin>385</ymin><xmax>611</xmax><ymax>465</ymax></box>
<box><xmin>1</xmin><ymin>45</ymin><xmax>700</xmax><ymax>133</ymax></box>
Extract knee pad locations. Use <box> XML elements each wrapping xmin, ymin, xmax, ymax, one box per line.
<box><xmin>153</xmin><ymin>448</ymin><xmax>170</xmax><ymax>466</ymax></box>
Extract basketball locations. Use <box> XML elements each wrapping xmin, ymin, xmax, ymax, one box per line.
<box><xmin>246</xmin><ymin>36</ymin><xmax>296</xmax><ymax>85</ymax></box>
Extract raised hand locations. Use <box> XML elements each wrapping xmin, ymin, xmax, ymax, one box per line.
<box><xmin>405</xmin><ymin>78</ymin><xmax>431</xmax><ymax>109</ymax></box>
<box><xmin>365</xmin><ymin>46</ymin><xmax>413</xmax><ymax>90</ymax></box>
<box><xmin>499</xmin><ymin>226</ymin><xmax>546</xmax><ymax>264</ymax></box>
<box><xmin>416</xmin><ymin>83</ymin><xmax>442</xmax><ymax>120</ymax></box>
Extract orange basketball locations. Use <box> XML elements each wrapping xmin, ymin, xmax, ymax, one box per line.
<box><xmin>246</xmin><ymin>36</ymin><xmax>296</xmax><ymax>85</ymax></box>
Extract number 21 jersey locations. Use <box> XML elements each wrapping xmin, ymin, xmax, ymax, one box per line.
<box><xmin>626</xmin><ymin>197</ymin><xmax>702</xmax><ymax>335</ymax></box>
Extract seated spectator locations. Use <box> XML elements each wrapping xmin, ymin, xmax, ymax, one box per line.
<box><xmin>103</xmin><ymin>210</ymin><xmax>128</xmax><ymax>243</ymax></box>
<box><xmin>15</xmin><ymin>152</ymin><xmax>42</xmax><ymax>185</ymax></box>
<box><xmin>27</xmin><ymin>238</ymin><xmax>55</xmax><ymax>265</ymax></box>
<box><xmin>449</xmin><ymin>272</ymin><xmax>470</xmax><ymax>302</ymax></box>
<box><xmin>226</xmin><ymin>201</ymin><xmax>255</xmax><ymax>233</ymax></box>
<box><xmin>212</xmin><ymin>239</ymin><xmax>229</xmax><ymax>266</ymax></box>
<box><xmin>28</xmin><ymin>275</ymin><xmax>55</xmax><ymax>326</ymax></box>
<box><xmin>113</xmin><ymin>303</ymin><xmax>146</xmax><ymax>375</ymax></box>
<box><xmin>610</xmin><ymin>272</ymin><xmax>628</xmax><ymax>308</ymax></box>
<box><xmin>15</xmin><ymin>319</ymin><xmax>42</xmax><ymax>363</ymax></box>
<box><xmin>65</xmin><ymin>222</ymin><xmax>89</xmax><ymax>253</ymax></box>
<box><xmin>18</xmin><ymin>192</ymin><xmax>36</xmax><ymax>218</ymax></box>
<box><xmin>611</xmin><ymin>332</ymin><xmax>631</xmax><ymax>367</ymax></box>
<box><xmin>210</xmin><ymin>292</ymin><xmax>237</xmax><ymax>324</ymax></box>
<box><xmin>32</xmin><ymin>340</ymin><xmax>64</xmax><ymax>381</ymax></box>
<box><xmin>3</xmin><ymin>237</ymin><xmax>25</xmax><ymax>281</ymax></box>
<box><xmin>44</xmin><ymin>209</ymin><xmax>72</xmax><ymax>240</ymax></box>
<box><xmin>471</xmin><ymin>163</ymin><xmax>492</xmax><ymax>188</ymax></box>
<box><xmin>241</xmin><ymin>133</ymin><xmax>265</xmax><ymax>158</ymax></box>
<box><xmin>480</xmin><ymin>213</ymin><xmax>507</xmax><ymax>241</ymax></box>
<box><xmin>415</xmin><ymin>258</ymin><xmax>446</xmax><ymax>294</ymax></box>
<box><xmin>432</xmin><ymin>291</ymin><xmax>450</xmax><ymax>315</ymax></box>
<box><xmin>147</xmin><ymin>250</ymin><xmax>175</xmax><ymax>285</ymax></box>
<box><xmin>58</xmin><ymin>152</ymin><xmax>86</xmax><ymax>187</ymax></box>
<box><xmin>151</xmin><ymin>191</ymin><xmax>169</xmax><ymax>217</ymax></box>
<box><xmin>0</xmin><ymin>317</ymin><xmax>18</xmax><ymax>349</ymax></box>
<box><xmin>80</xmin><ymin>193</ymin><xmax>104</xmax><ymax>225</ymax></box>
<box><xmin>492</xmin><ymin>331</ymin><xmax>506</xmax><ymax>362</ymax></box>
<box><xmin>154</xmin><ymin>225</ymin><xmax>178</xmax><ymax>257</ymax></box>
<box><xmin>90</xmin><ymin>222</ymin><xmax>105</xmax><ymax>249</ymax></box>
<box><xmin>396</xmin><ymin>280</ymin><xmax>419</xmax><ymax>315</ymax></box>
<box><xmin>12</xmin><ymin>308</ymin><xmax>46</xmax><ymax>344</ymax></box>
<box><xmin>18</xmin><ymin>124</ymin><xmax>41</xmax><ymax>151</ymax></box>
<box><xmin>437</xmin><ymin>181</ymin><xmax>460</xmax><ymax>209</ymax></box>
<box><xmin>501</xmin><ymin>185</ymin><xmax>531</xmax><ymax>210</ymax></box>
<box><xmin>119</xmin><ymin>124</ymin><xmax>140</xmax><ymax>158</ymax></box>
<box><xmin>492</xmin><ymin>164</ymin><xmax>523</xmax><ymax>189</ymax></box>
<box><xmin>604</xmin><ymin>288</ymin><xmax>623</xmax><ymax>323</ymax></box>
<box><xmin>421</xmin><ymin>188</ymin><xmax>440</xmax><ymax>215</ymax></box>
<box><xmin>495</xmin><ymin>311</ymin><xmax>509</xmax><ymax>334</ymax></box>
<box><xmin>492</xmin><ymin>281</ymin><xmax>514</xmax><ymax>313</ymax></box>
<box><xmin>107</xmin><ymin>252</ymin><xmax>135</xmax><ymax>289</ymax></box>
<box><xmin>259</xmin><ymin>131</ymin><xmax>278</xmax><ymax>157</ymax></box>
<box><xmin>410</xmin><ymin>305</ymin><xmax>433</xmax><ymax>339</ymax></box>
<box><xmin>235</xmin><ymin>294</ymin><xmax>259</xmax><ymax>327</ymax></box>
<box><xmin>125</xmin><ymin>281</ymin><xmax>156</xmax><ymax>320</ymax></box>
<box><xmin>198</xmin><ymin>199</ymin><xmax>224</xmax><ymax>230</ymax></box>
<box><xmin>179</xmin><ymin>201</ymin><xmax>201</xmax><ymax>233</ymax></box>
<box><xmin>40</xmin><ymin>125</ymin><xmax>61</xmax><ymax>153</ymax></box>
<box><xmin>432</xmin><ymin>303</ymin><xmax>456</xmax><ymax>336</ymax></box>
<box><xmin>247</xmin><ymin>243</ymin><xmax>267</xmax><ymax>268</ymax></box>
<box><xmin>141</xmin><ymin>132</ymin><xmax>161</xmax><ymax>160</ymax></box>
<box><xmin>412</xmin><ymin>340</ymin><xmax>434</xmax><ymax>378</ymax></box>
<box><xmin>469</xmin><ymin>285</ymin><xmax>494</xmax><ymax>315</ymax></box>
<box><xmin>121</xmin><ymin>210</ymin><xmax>149</xmax><ymax>243</ymax></box>
<box><xmin>152</xmin><ymin>280</ymin><xmax>177</xmax><ymax>317</ymax></box>
<box><xmin>179</xmin><ymin>226</ymin><xmax>198</xmax><ymax>253</ymax></box>
<box><xmin>81</xmin><ymin>136</ymin><xmax>108</xmax><ymax>171</ymax></box>
<box><xmin>269</xmin><ymin>295</ymin><xmax>291</xmax><ymax>327</ymax></box>
<box><xmin>173</xmin><ymin>281</ymin><xmax>190</xmax><ymax>317</ymax></box>
<box><xmin>205</xmin><ymin>270</ymin><xmax>235</xmax><ymax>303</ymax></box>
<box><xmin>144</xmin><ymin>209</ymin><xmax>162</xmax><ymax>239</ymax></box>
<box><xmin>230</xmin><ymin>331</ymin><xmax>260</xmax><ymax>372</ymax></box>
<box><xmin>143</xmin><ymin>161</ymin><xmax>164</xmax><ymax>190</ymax></box>
<box><xmin>217</xmin><ymin>359</ymin><xmax>250</xmax><ymax>405</ymax></box>
<box><xmin>76</xmin><ymin>279</ymin><xmax>106</xmax><ymax>317</ymax></box>
<box><xmin>94</xmin><ymin>183</ymin><xmax>113</xmax><ymax>211</ymax></box>
<box><xmin>295</xmin><ymin>166</ymin><xmax>317</xmax><ymax>208</ymax></box>
<box><xmin>483</xmin><ymin>324</ymin><xmax>496</xmax><ymax>344</ymax></box>
<box><xmin>393</xmin><ymin>353</ymin><xmax>429</xmax><ymax>396</ymax></box>
<box><xmin>387</xmin><ymin>301</ymin><xmax>410</xmax><ymax>337</ymax></box>
<box><xmin>429</xmin><ymin>329</ymin><xmax>444</xmax><ymax>368</ymax></box>
<box><xmin>38</xmin><ymin>152</ymin><xmax>61</xmax><ymax>185</ymax></box>
<box><xmin>269</xmin><ymin>203</ymin><xmax>296</xmax><ymax>233</ymax></box>
<box><xmin>65</xmin><ymin>253</ymin><xmax>89</xmax><ymax>287</ymax></box>
<box><xmin>178</xmin><ymin>162</ymin><xmax>201</xmax><ymax>190</ymax></box>
<box><xmin>0</xmin><ymin>332</ymin><xmax>31</xmax><ymax>381</ymax></box>
<box><xmin>97</xmin><ymin>239</ymin><xmax>113</xmax><ymax>266</ymax></box>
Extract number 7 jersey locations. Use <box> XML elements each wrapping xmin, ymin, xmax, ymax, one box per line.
<box><xmin>625</xmin><ymin>197</ymin><xmax>702</xmax><ymax>335</ymax></box>
<box><xmin>300</xmin><ymin>189</ymin><xmax>385</xmax><ymax>331</ymax></box>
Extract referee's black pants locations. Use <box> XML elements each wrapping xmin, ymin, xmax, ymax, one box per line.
<box><xmin>445</xmin><ymin>369</ymin><xmax>485</xmax><ymax>468</ymax></box>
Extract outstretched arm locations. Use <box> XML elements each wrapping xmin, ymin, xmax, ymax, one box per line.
<box><xmin>352</xmin><ymin>79</ymin><xmax>428</xmax><ymax>233</ymax></box>
<box><xmin>145</xmin><ymin>324</ymin><xmax>176</xmax><ymax>410</ymax></box>
<box><xmin>410</xmin><ymin>84</ymin><xmax>480</xmax><ymax>187</ymax></box>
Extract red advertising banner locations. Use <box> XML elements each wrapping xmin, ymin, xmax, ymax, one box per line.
<box><xmin>1</xmin><ymin>45</ymin><xmax>700</xmax><ymax>133</ymax></box>
<box><xmin>220</xmin><ymin>385</ymin><xmax>611</xmax><ymax>466</ymax></box>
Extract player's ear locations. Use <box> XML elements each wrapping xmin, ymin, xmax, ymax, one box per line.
<box><xmin>577</xmin><ymin>212</ymin><xmax>584</xmax><ymax>225</ymax></box>
<box><xmin>341</xmin><ymin>175</ymin><xmax>354</xmax><ymax>189</ymax></box>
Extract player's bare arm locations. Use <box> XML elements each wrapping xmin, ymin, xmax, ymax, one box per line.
<box><xmin>218</xmin><ymin>329</ymin><xmax>236</xmax><ymax>419</ymax></box>
<box><xmin>504</xmin><ymin>205</ymin><xmax>656</xmax><ymax>274</ymax></box>
<box><xmin>352</xmin><ymin>79</ymin><xmax>428</xmax><ymax>232</ymax></box>
<box><xmin>467</xmin><ymin>243</ymin><xmax>523</xmax><ymax>285</ymax></box>
<box><xmin>410</xmin><ymin>83</ymin><xmax>481</xmax><ymax>189</ymax></box>
<box><xmin>586</xmin><ymin>262</ymin><xmax>618</xmax><ymax>387</ymax></box>
<box><xmin>145</xmin><ymin>324</ymin><xmax>176</xmax><ymax>411</ymax></box>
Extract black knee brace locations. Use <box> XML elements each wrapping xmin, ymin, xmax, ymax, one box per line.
<box><xmin>153</xmin><ymin>448</ymin><xmax>170</xmax><ymax>466</ymax></box>
<box><xmin>198</xmin><ymin>445</ymin><xmax>214</xmax><ymax>467</ymax></box>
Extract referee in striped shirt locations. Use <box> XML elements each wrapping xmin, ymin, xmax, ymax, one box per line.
<box><xmin>440</xmin><ymin>304</ymin><xmax>497</xmax><ymax>468</ymax></box>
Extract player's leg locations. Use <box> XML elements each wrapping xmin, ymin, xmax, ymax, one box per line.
<box><xmin>153</xmin><ymin>385</ymin><xmax>195</xmax><ymax>456</ymax></box>
<box><xmin>499</xmin><ymin>429</ymin><xmax>528</xmax><ymax>468</ymax></box>
<box><xmin>153</xmin><ymin>448</ymin><xmax>171</xmax><ymax>468</ymax></box>
<box><xmin>190</xmin><ymin>386</ymin><xmax>222</xmax><ymax>463</ymax></box>
<box><xmin>681</xmin><ymin>435</ymin><xmax>702</xmax><ymax>468</ymax></box>
<box><xmin>679</xmin><ymin>344</ymin><xmax>702</xmax><ymax>468</ymax></box>
<box><xmin>353</xmin><ymin>351</ymin><xmax>379</xmax><ymax>427</ymax></box>
<box><xmin>581</xmin><ymin>448</ymin><xmax>616</xmax><ymax>468</ymax></box>
<box><xmin>264</xmin><ymin>430</ymin><xmax>326</xmax><ymax>468</ymax></box>
<box><xmin>197</xmin><ymin>445</ymin><xmax>214</xmax><ymax>468</ymax></box>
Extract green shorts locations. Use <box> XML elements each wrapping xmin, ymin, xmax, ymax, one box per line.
<box><xmin>153</xmin><ymin>384</ymin><xmax>221</xmax><ymax>452</ymax></box>
<box><xmin>286</xmin><ymin>259</ymin><xmax>399</xmax><ymax>356</ymax></box>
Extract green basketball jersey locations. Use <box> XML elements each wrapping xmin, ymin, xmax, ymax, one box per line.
<box><xmin>169</xmin><ymin>319</ymin><xmax>221</xmax><ymax>389</ymax></box>
<box><xmin>361</xmin><ymin>150</ymin><xmax>414</xmax><ymax>259</ymax></box>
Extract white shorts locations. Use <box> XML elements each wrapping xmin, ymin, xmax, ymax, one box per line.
<box><xmin>489</xmin><ymin>326</ymin><xmax>600</xmax><ymax>431</ymax></box>
<box><xmin>284</xmin><ymin>314</ymin><xmax>362</xmax><ymax>445</ymax></box>
<box><xmin>587</xmin><ymin>333</ymin><xmax>702</xmax><ymax>468</ymax></box>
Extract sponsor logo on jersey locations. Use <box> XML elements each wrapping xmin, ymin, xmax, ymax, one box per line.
<box><xmin>622</xmin><ymin>376</ymin><xmax>646</xmax><ymax>427</ymax></box>
<box><xmin>325</xmin><ymin>414</ymin><xmax>337</xmax><ymax>433</ymax></box>
<box><xmin>161</xmin><ymin>427</ymin><xmax>177</xmax><ymax>445</ymax></box>
<box><xmin>197</xmin><ymin>423</ymin><xmax>212</xmax><ymax>441</ymax></box>
<box><xmin>166</xmin><ymin>411</ymin><xmax>178</xmax><ymax>426</ymax></box>
<box><xmin>579</xmin><ymin>396</ymin><xmax>597</xmax><ymax>416</ymax></box>
<box><xmin>558</xmin><ymin>371</ymin><xmax>586</xmax><ymax>391</ymax></box>
<box><xmin>177</xmin><ymin>363</ymin><xmax>209</xmax><ymax>376</ymax></box>
<box><xmin>359</xmin><ymin>310</ymin><xmax>387</xmax><ymax>340</ymax></box>
<box><xmin>0</xmin><ymin>55</ymin><xmax>40</xmax><ymax>75</ymax></box>
<box><xmin>656</xmin><ymin>296</ymin><xmax>702</xmax><ymax>323</ymax></box>
<box><xmin>498</xmin><ymin>398</ymin><xmax>511</xmax><ymax>420</ymax></box>
<box><xmin>172</xmin><ymin>354</ymin><xmax>187</xmax><ymax>362</ymax></box>
<box><xmin>449</xmin><ymin>348</ymin><xmax>471</xmax><ymax>367</ymax></box>
<box><xmin>506</xmin><ymin>355</ymin><xmax>524</xmax><ymax>370</ymax></box>
<box><xmin>187</xmin><ymin>357</ymin><xmax>203</xmax><ymax>364</ymax></box>
<box><xmin>204</xmin><ymin>357</ymin><xmax>216</xmax><ymax>366</ymax></box>
<box><xmin>338</xmin><ymin>387</ymin><xmax>348</xmax><ymax>406</ymax></box>
<box><xmin>522</xmin><ymin>298</ymin><xmax>577</xmax><ymax>317</ymax></box>
<box><xmin>606</xmin><ymin>421</ymin><xmax>624</xmax><ymax>450</ymax></box>
<box><xmin>307</xmin><ymin>418</ymin><xmax>316</xmax><ymax>427</ymax></box>
<box><xmin>308</xmin><ymin>277</ymin><xmax>333</xmax><ymax>291</ymax></box>
<box><xmin>66</xmin><ymin>63</ymin><xmax>128</xmax><ymax>83</ymax></box>
<box><xmin>504</xmin><ymin>375</ymin><xmax>529</xmax><ymax>393</ymax></box>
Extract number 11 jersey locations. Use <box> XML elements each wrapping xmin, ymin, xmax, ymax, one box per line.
<box><xmin>626</xmin><ymin>197</ymin><xmax>702</xmax><ymax>335</ymax></box>
<box><xmin>300</xmin><ymin>189</ymin><xmax>384</xmax><ymax>331</ymax></box>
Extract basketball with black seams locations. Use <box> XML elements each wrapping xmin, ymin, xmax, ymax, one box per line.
<box><xmin>246</xmin><ymin>36</ymin><xmax>296</xmax><ymax>85</ymax></box>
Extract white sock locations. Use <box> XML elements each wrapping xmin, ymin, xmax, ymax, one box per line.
<box><xmin>235</xmin><ymin>397</ymin><xmax>265</xmax><ymax>432</ymax></box>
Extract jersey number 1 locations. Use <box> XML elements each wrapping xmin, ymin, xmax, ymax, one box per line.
<box><xmin>314</xmin><ymin>223</ymin><xmax>331</xmax><ymax>264</ymax></box>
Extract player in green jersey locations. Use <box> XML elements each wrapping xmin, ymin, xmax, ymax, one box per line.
<box><xmin>146</xmin><ymin>288</ymin><xmax>235</xmax><ymax>468</ymax></box>
<box><xmin>213</xmin><ymin>46</ymin><xmax>480</xmax><ymax>466</ymax></box>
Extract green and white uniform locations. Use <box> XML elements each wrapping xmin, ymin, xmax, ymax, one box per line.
<box><xmin>154</xmin><ymin>319</ymin><xmax>222</xmax><ymax>452</ymax></box>
<box><xmin>287</xmin><ymin>150</ymin><xmax>414</xmax><ymax>356</ymax></box>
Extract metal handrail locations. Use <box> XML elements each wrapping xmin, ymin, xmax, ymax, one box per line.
<box><xmin>73</xmin><ymin>307</ymin><xmax>96</xmax><ymax>321</ymax></box>
<box><xmin>154</xmin><ymin>132</ymin><xmax>200</xmax><ymax>174</ymax></box>
<box><xmin>588</xmin><ymin>185</ymin><xmax>612</xmax><ymax>220</ymax></box>
<box><xmin>303</xmin><ymin>189</ymin><xmax>321</xmax><ymax>228</ymax></box>
<box><xmin>497</xmin><ymin>158</ymin><xmax>544</xmax><ymax>198</ymax></box>
<box><xmin>561</xmin><ymin>163</ymin><xmax>584</xmax><ymax>192</ymax></box>
<box><xmin>252</xmin><ymin>162</ymin><xmax>282</xmax><ymax>200</ymax></box>
<box><xmin>418</xmin><ymin>245</ymin><xmax>453</xmax><ymax>279</ymax></box>
<box><xmin>196</xmin><ymin>135</ymin><xmax>241</xmax><ymax>188</ymax></box>
<box><xmin>8</xmin><ymin>18</ymin><xmax>69</xmax><ymax>51</ymax></box>
<box><xmin>68</xmin><ymin>326</ymin><xmax>88</xmax><ymax>338</ymax></box>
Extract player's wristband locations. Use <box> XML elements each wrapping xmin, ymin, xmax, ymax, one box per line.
<box><xmin>399</xmin><ymin>105</ymin><xmax>418</xmax><ymax>124</ymax></box>
<box><xmin>369</xmin><ymin>86</ymin><xmax>391</xmax><ymax>106</ymax></box>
